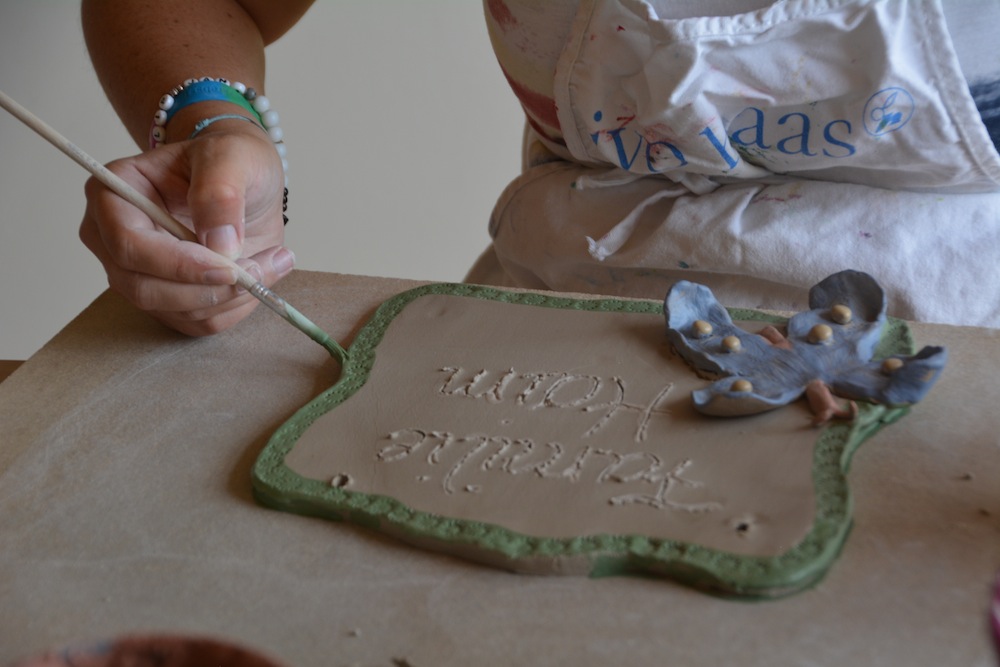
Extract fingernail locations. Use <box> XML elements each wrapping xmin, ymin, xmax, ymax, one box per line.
<box><xmin>273</xmin><ymin>247</ymin><xmax>296</xmax><ymax>275</ymax></box>
<box><xmin>234</xmin><ymin>263</ymin><xmax>262</xmax><ymax>295</ymax></box>
<box><xmin>245</xmin><ymin>262</ymin><xmax>264</xmax><ymax>283</ymax></box>
<box><xmin>204</xmin><ymin>225</ymin><xmax>242</xmax><ymax>260</ymax></box>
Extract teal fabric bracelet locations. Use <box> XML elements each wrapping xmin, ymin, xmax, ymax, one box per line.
<box><xmin>189</xmin><ymin>113</ymin><xmax>262</xmax><ymax>140</ymax></box>
<box><xmin>164</xmin><ymin>79</ymin><xmax>261</xmax><ymax>126</ymax></box>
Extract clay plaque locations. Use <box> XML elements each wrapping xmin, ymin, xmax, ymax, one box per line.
<box><xmin>253</xmin><ymin>285</ymin><xmax>909</xmax><ymax>596</ymax></box>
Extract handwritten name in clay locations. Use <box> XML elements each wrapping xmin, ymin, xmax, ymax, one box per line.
<box><xmin>377</xmin><ymin>429</ymin><xmax>722</xmax><ymax>513</ymax></box>
<box><xmin>437</xmin><ymin>366</ymin><xmax>674</xmax><ymax>444</ymax></box>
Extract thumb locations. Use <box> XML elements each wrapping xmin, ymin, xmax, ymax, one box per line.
<box><xmin>186</xmin><ymin>141</ymin><xmax>258</xmax><ymax>261</ymax></box>
<box><xmin>190</xmin><ymin>179</ymin><xmax>246</xmax><ymax>261</ymax></box>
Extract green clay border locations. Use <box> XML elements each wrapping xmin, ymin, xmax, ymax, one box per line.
<box><xmin>251</xmin><ymin>283</ymin><xmax>913</xmax><ymax>598</ymax></box>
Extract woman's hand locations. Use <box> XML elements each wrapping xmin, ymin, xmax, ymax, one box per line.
<box><xmin>79</xmin><ymin>121</ymin><xmax>294</xmax><ymax>336</ymax></box>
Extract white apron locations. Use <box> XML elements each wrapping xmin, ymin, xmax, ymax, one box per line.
<box><xmin>476</xmin><ymin>0</ymin><xmax>1000</xmax><ymax>327</ymax></box>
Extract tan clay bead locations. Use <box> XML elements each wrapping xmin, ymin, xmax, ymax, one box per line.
<box><xmin>731</xmin><ymin>379</ymin><xmax>753</xmax><ymax>393</ymax></box>
<box><xmin>692</xmin><ymin>320</ymin><xmax>713</xmax><ymax>337</ymax></box>
<box><xmin>722</xmin><ymin>335</ymin><xmax>742</xmax><ymax>352</ymax></box>
<box><xmin>882</xmin><ymin>357</ymin><xmax>904</xmax><ymax>374</ymax></box>
<box><xmin>829</xmin><ymin>304</ymin><xmax>853</xmax><ymax>325</ymax></box>
<box><xmin>808</xmin><ymin>324</ymin><xmax>833</xmax><ymax>344</ymax></box>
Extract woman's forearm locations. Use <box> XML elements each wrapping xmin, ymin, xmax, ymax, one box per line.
<box><xmin>81</xmin><ymin>0</ymin><xmax>311</xmax><ymax>147</ymax></box>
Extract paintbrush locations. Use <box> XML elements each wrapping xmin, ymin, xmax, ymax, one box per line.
<box><xmin>0</xmin><ymin>88</ymin><xmax>347</xmax><ymax>362</ymax></box>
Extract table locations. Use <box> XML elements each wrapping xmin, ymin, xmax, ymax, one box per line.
<box><xmin>2</xmin><ymin>271</ymin><xmax>998</xmax><ymax>666</ymax></box>
<box><xmin>0</xmin><ymin>361</ymin><xmax>23</xmax><ymax>385</ymax></box>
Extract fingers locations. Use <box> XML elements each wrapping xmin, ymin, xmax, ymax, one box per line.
<box><xmin>83</xmin><ymin>154</ymin><xmax>240</xmax><ymax>282</ymax></box>
<box><xmin>143</xmin><ymin>245</ymin><xmax>297</xmax><ymax>336</ymax></box>
<box><xmin>90</xmin><ymin>243</ymin><xmax>296</xmax><ymax>338</ymax></box>
<box><xmin>80</xmin><ymin>143</ymin><xmax>293</xmax><ymax>336</ymax></box>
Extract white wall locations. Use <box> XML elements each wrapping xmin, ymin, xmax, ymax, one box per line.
<box><xmin>0</xmin><ymin>1</ymin><xmax>523</xmax><ymax>360</ymax></box>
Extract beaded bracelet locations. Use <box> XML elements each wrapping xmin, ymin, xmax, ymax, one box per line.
<box><xmin>151</xmin><ymin>77</ymin><xmax>289</xmax><ymax>223</ymax></box>
<box><xmin>150</xmin><ymin>77</ymin><xmax>287</xmax><ymax>181</ymax></box>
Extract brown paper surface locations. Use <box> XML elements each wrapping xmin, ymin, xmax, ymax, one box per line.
<box><xmin>1</xmin><ymin>270</ymin><xmax>998</xmax><ymax>667</ymax></box>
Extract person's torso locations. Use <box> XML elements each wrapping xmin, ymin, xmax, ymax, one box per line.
<box><xmin>485</xmin><ymin>0</ymin><xmax>1000</xmax><ymax>193</ymax></box>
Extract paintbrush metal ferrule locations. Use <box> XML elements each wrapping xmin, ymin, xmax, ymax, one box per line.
<box><xmin>239</xmin><ymin>274</ymin><xmax>347</xmax><ymax>360</ymax></box>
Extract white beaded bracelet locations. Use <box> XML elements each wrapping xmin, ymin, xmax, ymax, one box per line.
<box><xmin>150</xmin><ymin>77</ymin><xmax>288</xmax><ymax>185</ymax></box>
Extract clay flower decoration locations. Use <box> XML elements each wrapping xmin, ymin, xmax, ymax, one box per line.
<box><xmin>663</xmin><ymin>270</ymin><xmax>947</xmax><ymax>423</ymax></box>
